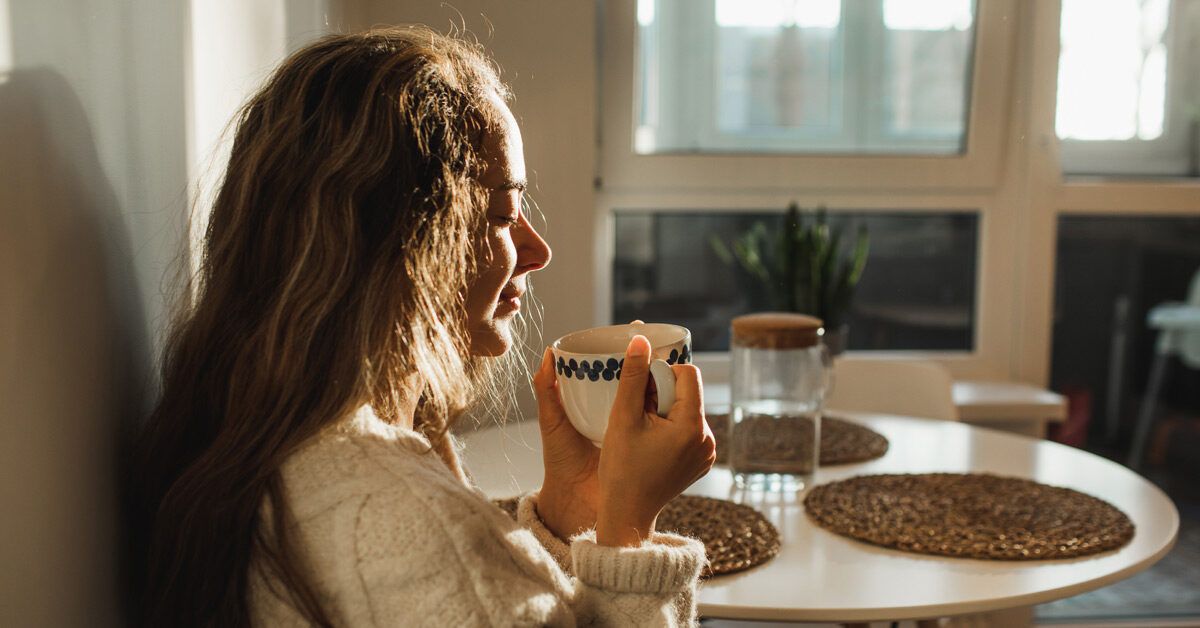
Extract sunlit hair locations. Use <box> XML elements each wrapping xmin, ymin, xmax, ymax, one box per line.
<box><xmin>132</xmin><ymin>26</ymin><xmax>523</xmax><ymax>627</ymax></box>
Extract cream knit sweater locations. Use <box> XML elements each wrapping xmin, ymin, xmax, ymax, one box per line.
<box><xmin>250</xmin><ymin>405</ymin><xmax>706</xmax><ymax>627</ymax></box>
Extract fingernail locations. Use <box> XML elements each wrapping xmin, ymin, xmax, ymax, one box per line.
<box><xmin>627</xmin><ymin>335</ymin><xmax>649</xmax><ymax>358</ymax></box>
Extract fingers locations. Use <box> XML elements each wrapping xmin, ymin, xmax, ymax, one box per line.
<box><xmin>611</xmin><ymin>335</ymin><xmax>652</xmax><ymax>426</ymax></box>
<box><xmin>533</xmin><ymin>346</ymin><xmax>556</xmax><ymax>392</ymax></box>
<box><xmin>690</xmin><ymin>417</ymin><xmax>718</xmax><ymax>484</ymax></box>
<box><xmin>668</xmin><ymin>365</ymin><xmax>712</xmax><ymax>483</ymax></box>
<box><xmin>534</xmin><ymin>347</ymin><xmax>570</xmax><ymax>434</ymax></box>
<box><xmin>667</xmin><ymin>364</ymin><xmax>703</xmax><ymax>420</ymax></box>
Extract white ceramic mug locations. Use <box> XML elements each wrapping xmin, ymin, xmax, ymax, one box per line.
<box><xmin>551</xmin><ymin>322</ymin><xmax>693</xmax><ymax>446</ymax></box>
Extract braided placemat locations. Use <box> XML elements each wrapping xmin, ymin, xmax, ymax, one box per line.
<box><xmin>494</xmin><ymin>494</ymin><xmax>781</xmax><ymax>577</ymax></box>
<box><xmin>707</xmin><ymin>413</ymin><xmax>889</xmax><ymax>466</ymax></box>
<box><xmin>804</xmin><ymin>473</ymin><xmax>1135</xmax><ymax>560</ymax></box>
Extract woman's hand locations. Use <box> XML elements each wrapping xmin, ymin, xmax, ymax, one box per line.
<box><xmin>532</xmin><ymin>320</ymin><xmax>646</xmax><ymax>539</ymax></box>
<box><xmin>533</xmin><ymin>348</ymin><xmax>601</xmax><ymax>540</ymax></box>
<box><xmin>595</xmin><ymin>335</ymin><xmax>716</xmax><ymax>547</ymax></box>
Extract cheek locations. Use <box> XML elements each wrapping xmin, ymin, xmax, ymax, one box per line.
<box><xmin>485</xmin><ymin>231</ymin><xmax>518</xmax><ymax>276</ymax></box>
<box><xmin>468</xmin><ymin>231</ymin><xmax>516</xmax><ymax>310</ymax></box>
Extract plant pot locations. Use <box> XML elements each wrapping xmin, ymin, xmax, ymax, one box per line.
<box><xmin>823</xmin><ymin>324</ymin><xmax>849</xmax><ymax>356</ymax></box>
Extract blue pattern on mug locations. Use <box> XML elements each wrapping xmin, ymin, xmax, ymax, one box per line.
<box><xmin>663</xmin><ymin>344</ymin><xmax>692</xmax><ymax>366</ymax></box>
<box><xmin>556</xmin><ymin>345</ymin><xmax>688</xmax><ymax>382</ymax></box>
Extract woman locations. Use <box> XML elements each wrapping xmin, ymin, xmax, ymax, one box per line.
<box><xmin>133</xmin><ymin>26</ymin><xmax>716</xmax><ymax>627</ymax></box>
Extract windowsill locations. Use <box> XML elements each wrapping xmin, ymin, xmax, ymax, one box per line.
<box><xmin>1061</xmin><ymin>174</ymin><xmax>1200</xmax><ymax>187</ymax></box>
<box><xmin>694</xmin><ymin>350</ymin><xmax>977</xmax><ymax>385</ymax></box>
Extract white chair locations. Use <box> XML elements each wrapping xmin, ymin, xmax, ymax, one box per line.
<box><xmin>821</xmin><ymin>358</ymin><xmax>975</xmax><ymax>628</ymax></box>
<box><xmin>824</xmin><ymin>357</ymin><xmax>959</xmax><ymax>421</ymax></box>
<box><xmin>1127</xmin><ymin>267</ymin><xmax>1200</xmax><ymax>469</ymax></box>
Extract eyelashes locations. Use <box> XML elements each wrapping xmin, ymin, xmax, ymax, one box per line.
<box><xmin>490</xmin><ymin>193</ymin><xmax>528</xmax><ymax>228</ymax></box>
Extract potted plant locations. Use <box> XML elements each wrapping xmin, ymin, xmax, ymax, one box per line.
<box><xmin>711</xmin><ymin>203</ymin><xmax>869</xmax><ymax>354</ymax></box>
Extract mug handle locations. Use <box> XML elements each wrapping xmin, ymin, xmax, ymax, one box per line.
<box><xmin>649</xmin><ymin>359</ymin><xmax>676</xmax><ymax>416</ymax></box>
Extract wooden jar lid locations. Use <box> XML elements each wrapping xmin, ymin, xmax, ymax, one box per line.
<box><xmin>731</xmin><ymin>312</ymin><xmax>824</xmax><ymax>349</ymax></box>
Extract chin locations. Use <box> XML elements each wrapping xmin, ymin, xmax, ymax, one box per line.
<box><xmin>469</xmin><ymin>322</ymin><xmax>513</xmax><ymax>357</ymax></box>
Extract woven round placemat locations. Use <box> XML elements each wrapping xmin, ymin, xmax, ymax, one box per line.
<box><xmin>494</xmin><ymin>494</ymin><xmax>781</xmax><ymax>577</ymax></box>
<box><xmin>707</xmin><ymin>413</ymin><xmax>889</xmax><ymax>466</ymax></box>
<box><xmin>804</xmin><ymin>473</ymin><xmax>1136</xmax><ymax>560</ymax></box>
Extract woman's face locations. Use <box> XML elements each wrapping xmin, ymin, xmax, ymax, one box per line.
<box><xmin>464</xmin><ymin>97</ymin><xmax>552</xmax><ymax>356</ymax></box>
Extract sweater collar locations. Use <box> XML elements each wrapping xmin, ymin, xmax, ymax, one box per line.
<box><xmin>338</xmin><ymin>403</ymin><xmax>432</xmax><ymax>448</ymax></box>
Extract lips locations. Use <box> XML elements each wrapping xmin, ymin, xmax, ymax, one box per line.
<box><xmin>496</xmin><ymin>284</ymin><xmax>523</xmax><ymax>312</ymax></box>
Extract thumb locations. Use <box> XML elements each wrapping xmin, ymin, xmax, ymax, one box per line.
<box><xmin>612</xmin><ymin>335</ymin><xmax>652</xmax><ymax>424</ymax></box>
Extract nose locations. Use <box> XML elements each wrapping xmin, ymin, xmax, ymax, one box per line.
<box><xmin>514</xmin><ymin>212</ymin><xmax>552</xmax><ymax>275</ymax></box>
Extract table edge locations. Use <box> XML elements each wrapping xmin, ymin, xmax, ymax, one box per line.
<box><xmin>694</xmin><ymin>417</ymin><xmax>1181</xmax><ymax>621</ymax></box>
<box><xmin>699</xmin><ymin>529</ymin><xmax>1179</xmax><ymax>622</ymax></box>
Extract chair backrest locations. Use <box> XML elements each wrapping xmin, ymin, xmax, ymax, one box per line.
<box><xmin>824</xmin><ymin>357</ymin><xmax>959</xmax><ymax>421</ymax></box>
<box><xmin>1182</xmin><ymin>267</ymin><xmax>1200</xmax><ymax>369</ymax></box>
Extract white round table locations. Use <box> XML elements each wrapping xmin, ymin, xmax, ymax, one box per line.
<box><xmin>460</xmin><ymin>414</ymin><xmax>1179</xmax><ymax>623</ymax></box>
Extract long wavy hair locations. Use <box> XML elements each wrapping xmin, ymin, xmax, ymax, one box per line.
<box><xmin>132</xmin><ymin>27</ymin><xmax>519</xmax><ymax>627</ymax></box>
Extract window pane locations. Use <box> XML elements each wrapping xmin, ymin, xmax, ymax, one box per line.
<box><xmin>1052</xmin><ymin>215</ymin><xmax>1200</xmax><ymax>426</ymax></box>
<box><xmin>1056</xmin><ymin>0</ymin><xmax>1200</xmax><ymax>176</ymax></box>
<box><xmin>635</xmin><ymin>0</ymin><xmax>977</xmax><ymax>154</ymax></box>
<box><xmin>612</xmin><ymin>210</ymin><xmax>978</xmax><ymax>351</ymax></box>
<box><xmin>881</xmin><ymin>0</ymin><xmax>975</xmax><ymax>142</ymax></box>
<box><xmin>1057</xmin><ymin>0</ymin><xmax>1170</xmax><ymax>141</ymax></box>
<box><xmin>713</xmin><ymin>2</ymin><xmax>843</xmax><ymax>137</ymax></box>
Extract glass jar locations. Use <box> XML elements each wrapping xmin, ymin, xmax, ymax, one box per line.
<box><xmin>728</xmin><ymin>313</ymin><xmax>831</xmax><ymax>492</ymax></box>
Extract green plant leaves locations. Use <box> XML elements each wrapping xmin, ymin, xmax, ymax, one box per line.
<box><xmin>709</xmin><ymin>205</ymin><xmax>870</xmax><ymax>328</ymax></box>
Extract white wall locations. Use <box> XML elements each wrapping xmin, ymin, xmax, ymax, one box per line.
<box><xmin>0</xmin><ymin>2</ymin><xmax>187</xmax><ymax>624</ymax></box>
<box><xmin>0</xmin><ymin>1</ymin><xmax>333</xmax><ymax>624</ymax></box>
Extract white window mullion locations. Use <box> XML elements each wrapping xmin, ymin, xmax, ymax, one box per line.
<box><xmin>846</xmin><ymin>0</ymin><xmax>878</xmax><ymax>151</ymax></box>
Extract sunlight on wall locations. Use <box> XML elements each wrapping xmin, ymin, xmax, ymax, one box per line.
<box><xmin>185</xmin><ymin>0</ymin><xmax>332</xmax><ymax>276</ymax></box>
<box><xmin>0</xmin><ymin>0</ymin><xmax>12</xmax><ymax>82</ymax></box>
<box><xmin>186</xmin><ymin>0</ymin><xmax>286</xmax><ymax>275</ymax></box>
<box><xmin>638</xmin><ymin>0</ymin><xmax>655</xmax><ymax>26</ymax></box>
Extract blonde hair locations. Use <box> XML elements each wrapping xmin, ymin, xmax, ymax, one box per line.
<box><xmin>134</xmin><ymin>26</ymin><xmax>516</xmax><ymax>626</ymax></box>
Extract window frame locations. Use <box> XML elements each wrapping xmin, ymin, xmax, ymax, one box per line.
<box><xmin>599</xmin><ymin>0</ymin><xmax>1017</xmax><ymax>193</ymax></box>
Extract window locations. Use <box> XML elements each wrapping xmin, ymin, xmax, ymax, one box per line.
<box><xmin>1052</xmin><ymin>214</ymin><xmax>1200</xmax><ymax>433</ymax></box>
<box><xmin>1057</xmin><ymin>0</ymin><xmax>1200</xmax><ymax>176</ymax></box>
<box><xmin>600</xmin><ymin>0</ymin><xmax>1014</xmax><ymax>368</ymax></box>
<box><xmin>635</xmin><ymin>0</ymin><xmax>978</xmax><ymax>154</ymax></box>
<box><xmin>612</xmin><ymin>210</ymin><xmax>978</xmax><ymax>352</ymax></box>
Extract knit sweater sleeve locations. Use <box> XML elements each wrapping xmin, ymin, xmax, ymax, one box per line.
<box><xmin>515</xmin><ymin>492</ymin><xmax>572</xmax><ymax>572</ymax></box>
<box><xmin>350</xmin><ymin>483</ymin><xmax>705</xmax><ymax>627</ymax></box>
<box><xmin>515</xmin><ymin>491</ymin><xmax>704</xmax><ymax>625</ymax></box>
<box><xmin>569</xmin><ymin>530</ymin><xmax>705</xmax><ymax>626</ymax></box>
